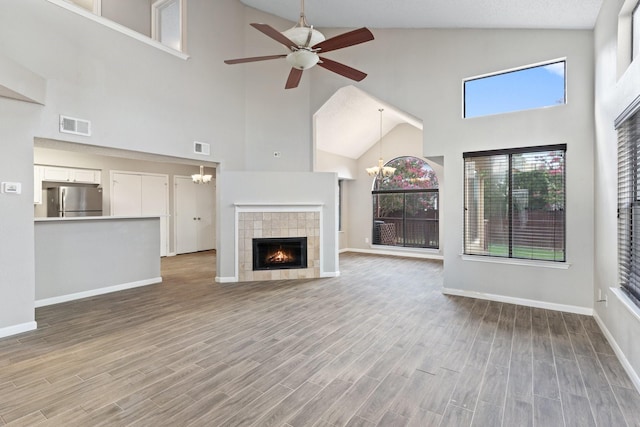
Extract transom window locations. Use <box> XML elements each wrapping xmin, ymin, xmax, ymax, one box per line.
<box><xmin>464</xmin><ymin>60</ymin><xmax>566</xmax><ymax>118</ymax></box>
<box><xmin>463</xmin><ymin>145</ymin><xmax>566</xmax><ymax>262</ymax></box>
<box><xmin>372</xmin><ymin>156</ymin><xmax>439</xmax><ymax>249</ymax></box>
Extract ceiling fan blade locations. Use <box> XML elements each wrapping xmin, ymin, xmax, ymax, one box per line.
<box><xmin>285</xmin><ymin>68</ymin><xmax>304</xmax><ymax>89</ymax></box>
<box><xmin>250</xmin><ymin>23</ymin><xmax>297</xmax><ymax>49</ymax></box>
<box><xmin>224</xmin><ymin>54</ymin><xmax>286</xmax><ymax>64</ymax></box>
<box><xmin>317</xmin><ymin>57</ymin><xmax>367</xmax><ymax>82</ymax></box>
<box><xmin>312</xmin><ymin>27</ymin><xmax>374</xmax><ymax>54</ymax></box>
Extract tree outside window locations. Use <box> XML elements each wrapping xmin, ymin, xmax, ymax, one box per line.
<box><xmin>372</xmin><ymin>156</ymin><xmax>439</xmax><ymax>249</ymax></box>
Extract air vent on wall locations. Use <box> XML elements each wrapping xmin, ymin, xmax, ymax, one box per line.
<box><xmin>59</xmin><ymin>115</ymin><xmax>91</xmax><ymax>137</ymax></box>
<box><xmin>193</xmin><ymin>141</ymin><xmax>210</xmax><ymax>155</ymax></box>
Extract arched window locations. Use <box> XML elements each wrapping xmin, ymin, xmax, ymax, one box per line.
<box><xmin>372</xmin><ymin>156</ymin><xmax>439</xmax><ymax>248</ymax></box>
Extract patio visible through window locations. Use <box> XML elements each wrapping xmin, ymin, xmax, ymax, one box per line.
<box><xmin>372</xmin><ymin>156</ymin><xmax>439</xmax><ymax>249</ymax></box>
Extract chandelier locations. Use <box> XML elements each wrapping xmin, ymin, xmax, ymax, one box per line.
<box><xmin>192</xmin><ymin>165</ymin><xmax>212</xmax><ymax>184</ymax></box>
<box><xmin>366</xmin><ymin>108</ymin><xmax>396</xmax><ymax>177</ymax></box>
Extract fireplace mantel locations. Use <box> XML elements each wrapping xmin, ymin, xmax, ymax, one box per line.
<box><xmin>234</xmin><ymin>203</ymin><xmax>324</xmax><ymax>209</ymax></box>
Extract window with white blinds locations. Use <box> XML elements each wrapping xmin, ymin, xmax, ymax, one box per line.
<box><xmin>463</xmin><ymin>145</ymin><xmax>566</xmax><ymax>262</ymax></box>
<box><xmin>618</xmin><ymin>108</ymin><xmax>640</xmax><ymax>303</ymax></box>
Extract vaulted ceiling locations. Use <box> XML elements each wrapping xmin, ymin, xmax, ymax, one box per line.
<box><xmin>240</xmin><ymin>0</ymin><xmax>603</xmax><ymax>160</ymax></box>
<box><xmin>240</xmin><ymin>0</ymin><xmax>603</xmax><ymax>30</ymax></box>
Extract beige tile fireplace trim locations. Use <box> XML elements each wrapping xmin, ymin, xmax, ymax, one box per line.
<box><xmin>234</xmin><ymin>204</ymin><xmax>323</xmax><ymax>282</ymax></box>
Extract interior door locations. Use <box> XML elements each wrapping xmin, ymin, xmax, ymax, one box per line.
<box><xmin>196</xmin><ymin>180</ymin><xmax>215</xmax><ymax>251</ymax></box>
<box><xmin>111</xmin><ymin>173</ymin><xmax>142</xmax><ymax>216</ymax></box>
<box><xmin>175</xmin><ymin>176</ymin><xmax>199</xmax><ymax>254</ymax></box>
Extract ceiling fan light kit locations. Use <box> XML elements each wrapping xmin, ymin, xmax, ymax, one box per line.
<box><xmin>224</xmin><ymin>0</ymin><xmax>374</xmax><ymax>89</ymax></box>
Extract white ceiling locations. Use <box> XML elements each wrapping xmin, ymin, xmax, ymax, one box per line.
<box><xmin>315</xmin><ymin>86</ymin><xmax>422</xmax><ymax>160</ymax></box>
<box><xmin>239</xmin><ymin>0</ymin><xmax>603</xmax><ymax>30</ymax></box>
<box><xmin>240</xmin><ymin>0</ymin><xmax>603</xmax><ymax>160</ymax></box>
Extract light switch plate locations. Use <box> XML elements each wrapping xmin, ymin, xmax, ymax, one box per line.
<box><xmin>1</xmin><ymin>182</ymin><xmax>22</xmax><ymax>194</ymax></box>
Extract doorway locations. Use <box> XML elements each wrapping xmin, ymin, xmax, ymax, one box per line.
<box><xmin>174</xmin><ymin>176</ymin><xmax>215</xmax><ymax>254</ymax></box>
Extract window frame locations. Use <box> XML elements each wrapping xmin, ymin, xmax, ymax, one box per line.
<box><xmin>463</xmin><ymin>59</ymin><xmax>567</xmax><ymax>119</ymax></box>
<box><xmin>617</xmin><ymin>106</ymin><xmax>640</xmax><ymax>305</ymax></box>
<box><xmin>46</xmin><ymin>0</ymin><xmax>189</xmax><ymax>59</ymax></box>
<box><xmin>371</xmin><ymin>156</ymin><xmax>439</xmax><ymax>249</ymax></box>
<box><xmin>151</xmin><ymin>0</ymin><xmax>186</xmax><ymax>52</ymax></box>
<box><xmin>633</xmin><ymin>0</ymin><xmax>640</xmax><ymax>61</ymax></box>
<box><xmin>463</xmin><ymin>144</ymin><xmax>567</xmax><ymax>262</ymax></box>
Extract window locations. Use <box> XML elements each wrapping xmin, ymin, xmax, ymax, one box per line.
<box><xmin>152</xmin><ymin>0</ymin><xmax>184</xmax><ymax>51</ymax></box>
<box><xmin>463</xmin><ymin>145</ymin><xmax>566</xmax><ymax>262</ymax></box>
<box><xmin>464</xmin><ymin>60</ymin><xmax>566</xmax><ymax>118</ymax></box>
<box><xmin>46</xmin><ymin>0</ymin><xmax>188</xmax><ymax>57</ymax></box>
<box><xmin>68</xmin><ymin>0</ymin><xmax>100</xmax><ymax>14</ymax></box>
<box><xmin>372</xmin><ymin>156</ymin><xmax>439</xmax><ymax>249</ymax></box>
<box><xmin>618</xmin><ymin>108</ymin><xmax>640</xmax><ymax>303</ymax></box>
<box><xmin>633</xmin><ymin>1</ymin><xmax>640</xmax><ymax>61</ymax></box>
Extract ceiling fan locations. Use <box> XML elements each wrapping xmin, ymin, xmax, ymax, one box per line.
<box><xmin>224</xmin><ymin>0</ymin><xmax>374</xmax><ymax>89</ymax></box>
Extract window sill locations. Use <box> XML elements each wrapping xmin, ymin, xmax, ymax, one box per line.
<box><xmin>46</xmin><ymin>0</ymin><xmax>190</xmax><ymax>61</ymax></box>
<box><xmin>460</xmin><ymin>254</ymin><xmax>571</xmax><ymax>269</ymax></box>
<box><xmin>611</xmin><ymin>287</ymin><xmax>640</xmax><ymax>323</ymax></box>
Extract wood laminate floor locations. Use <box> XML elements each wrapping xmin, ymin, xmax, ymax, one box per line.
<box><xmin>1</xmin><ymin>251</ymin><xmax>639</xmax><ymax>426</ymax></box>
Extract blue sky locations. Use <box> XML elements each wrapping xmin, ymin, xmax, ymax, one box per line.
<box><xmin>464</xmin><ymin>62</ymin><xmax>566</xmax><ymax>118</ymax></box>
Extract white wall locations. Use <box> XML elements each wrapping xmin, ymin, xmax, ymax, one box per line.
<box><xmin>242</xmin><ymin>7</ymin><xmax>313</xmax><ymax>173</ymax></box>
<box><xmin>311</xmin><ymin>28</ymin><xmax>595</xmax><ymax>311</ymax></box>
<box><xmin>594</xmin><ymin>0</ymin><xmax>640</xmax><ymax>385</ymax></box>
<box><xmin>316</xmin><ymin>149</ymin><xmax>358</xmax><ymax>180</ymax></box>
<box><xmin>0</xmin><ymin>99</ymin><xmax>39</xmax><ymax>337</ymax></box>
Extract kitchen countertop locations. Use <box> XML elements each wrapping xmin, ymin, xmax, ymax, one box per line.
<box><xmin>35</xmin><ymin>216</ymin><xmax>163</xmax><ymax>222</ymax></box>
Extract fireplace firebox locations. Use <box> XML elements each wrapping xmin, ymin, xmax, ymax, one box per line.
<box><xmin>253</xmin><ymin>237</ymin><xmax>308</xmax><ymax>271</ymax></box>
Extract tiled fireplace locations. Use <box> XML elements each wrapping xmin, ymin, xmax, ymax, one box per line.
<box><xmin>236</xmin><ymin>206</ymin><xmax>321</xmax><ymax>282</ymax></box>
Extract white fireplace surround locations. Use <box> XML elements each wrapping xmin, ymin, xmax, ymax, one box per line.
<box><xmin>234</xmin><ymin>203</ymin><xmax>326</xmax><ymax>282</ymax></box>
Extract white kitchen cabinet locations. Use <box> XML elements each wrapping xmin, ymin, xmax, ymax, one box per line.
<box><xmin>70</xmin><ymin>168</ymin><xmax>100</xmax><ymax>184</ymax></box>
<box><xmin>34</xmin><ymin>165</ymin><xmax>43</xmax><ymax>204</ymax></box>
<box><xmin>39</xmin><ymin>165</ymin><xmax>101</xmax><ymax>185</ymax></box>
<box><xmin>42</xmin><ymin>166</ymin><xmax>70</xmax><ymax>182</ymax></box>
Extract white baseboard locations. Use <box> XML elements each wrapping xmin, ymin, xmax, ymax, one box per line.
<box><xmin>0</xmin><ymin>321</ymin><xmax>38</xmax><ymax>339</ymax></box>
<box><xmin>594</xmin><ymin>311</ymin><xmax>640</xmax><ymax>394</ymax></box>
<box><xmin>442</xmin><ymin>287</ymin><xmax>593</xmax><ymax>315</ymax></box>
<box><xmin>215</xmin><ymin>276</ymin><xmax>237</xmax><ymax>283</ymax></box>
<box><xmin>321</xmin><ymin>271</ymin><xmax>340</xmax><ymax>278</ymax></box>
<box><xmin>342</xmin><ymin>248</ymin><xmax>443</xmax><ymax>260</ymax></box>
<box><xmin>35</xmin><ymin>277</ymin><xmax>163</xmax><ymax>308</ymax></box>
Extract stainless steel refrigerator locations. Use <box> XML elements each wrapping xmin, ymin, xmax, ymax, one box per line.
<box><xmin>47</xmin><ymin>186</ymin><xmax>103</xmax><ymax>217</ymax></box>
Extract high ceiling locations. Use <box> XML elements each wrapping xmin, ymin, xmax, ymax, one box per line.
<box><xmin>240</xmin><ymin>0</ymin><xmax>603</xmax><ymax>30</ymax></box>
<box><xmin>240</xmin><ymin>0</ymin><xmax>603</xmax><ymax>160</ymax></box>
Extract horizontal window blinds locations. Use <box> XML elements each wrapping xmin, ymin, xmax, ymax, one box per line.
<box><xmin>464</xmin><ymin>145</ymin><xmax>566</xmax><ymax>262</ymax></box>
<box><xmin>618</xmin><ymin>109</ymin><xmax>640</xmax><ymax>303</ymax></box>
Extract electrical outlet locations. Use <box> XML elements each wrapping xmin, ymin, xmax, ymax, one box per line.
<box><xmin>598</xmin><ymin>289</ymin><xmax>602</xmax><ymax>301</ymax></box>
<box><xmin>365</xmin><ymin>237</ymin><xmax>369</xmax><ymax>244</ymax></box>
